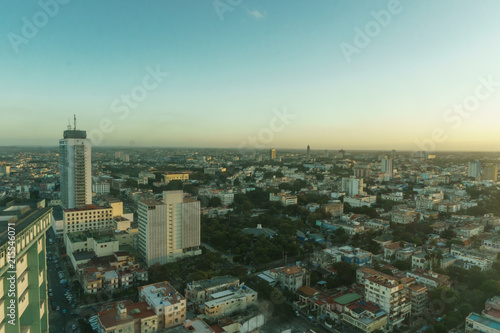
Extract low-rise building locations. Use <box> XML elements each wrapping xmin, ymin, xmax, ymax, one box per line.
<box><xmin>456</xmin><ymin>224</ymin><xmax>484</xmax><ymax>239</ymax></box>
<box><xmin>322</xmin><ymin>201</ymin><xmax>344</xmax><ymax>217</ymax></box>
<box><xmin>341</xmin><ymin>301</ymin><xmax>388</xmax><ymax>333</ymax></box>
<box><xmin>185</xmin><ymin>275</ymin><xmax>240</xmax><ymax>307</ymax></box>
<box><xmin>139</xmin><ymin>281</ymin><xmax>187</xmax><ymax>329</ymax></box>
<box><xmin>391</xmin><ymin>207</ymin><xmax>417</xmax><ymax>225</ymax></box>
<box><xmin>312</xmin><ymin>249</ymin><xmax>343</xmax><ymax>269</ymax></box>
<box><xmin>406</xmin><ymin>270</ymin><xmax>451</xmax><ymax>290</ymax></box>
<box><xmin>276</xmin><ymin>265</ymin><xmax>310</xmax><ymax>291</ymax></box>
<box><xmin>344</xmin><ymin>195</ymin><xmax>376</xmax><ymax>207</ymax></box>
<box><xmin>466</xmin><ymin>312</ymin><xmax>500</xmax><ymax>333</ymax></box>
<box><xmin>164</xmin><ymin>173</ymin><xmax>190</xmax><ymax>183</ymax></box>
<box><xmin>97</xmin><ymin>300</ymin><xmax>159</xmax><ymax>333</ymax></box>
<box><xmin>269</xmin><ymin>192</ymin><xmax>298</xmax><ymax>206</ymax></box>
<box><xmin>204</xmin><ymin>285</ymin><xmax>258</xmax><ymax>318</ymax></box>
<box><xmin>338</xmin><ymin>246</ymin><xmax>372</xmax><ymax>266</ymax></box>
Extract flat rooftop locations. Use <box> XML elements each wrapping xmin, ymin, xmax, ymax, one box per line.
<box><xmin>467</xmin><ymin>313</ymin><xmax>500</xmax><ymax>330</ymax></box>
<box><xmin>188</xmin><ymin>276</ymin><xmax>239</xmax><ymax>291</ymax></box>
<box><xmin>0</xmin><ymin>201</ymin><xmax>51</xmax><ymax>247</ymax></box>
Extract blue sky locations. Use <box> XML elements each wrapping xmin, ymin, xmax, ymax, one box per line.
<box><xmin>1</xmin><ymin>0</ymin><xmax>500</xmax><ymax>151</ymax></box>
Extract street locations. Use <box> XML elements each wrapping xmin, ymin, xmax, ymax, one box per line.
<box><xmin>46</xmin><ymin>229</ymin><xmax>79</xmax><ymax>333</ymax></box>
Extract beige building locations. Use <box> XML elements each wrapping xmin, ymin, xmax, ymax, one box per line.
<box><xmin>139</xmin><ymin>281</ymin><xmax>186</xmax><ymax>329</ymax></box>
<box><xmin>275</xmin><ymin>265</ymin><xmax>310</xmax><ymax>292</ymax></box>
<box><xmin>185</xmin><ymin>276</ymin><xmax>240</xmax><ymax>307</ymax></box>
<box><xmin>269</xmin><ymin>192</ymin><xmax>298</xmax><ymax>206</ymax></box>
<box><xmin>204</xmin><ymin>285</ymin><xmax>258</xmax><ymax>318</ymax></box>
<box><xmin>138</xmin><ymin>191</ymin><xmax>201</xmax><ymax>265</ymax></box>
<box><xmin>164</xmin><ymin>173</ymin><xmax>190</xmax><ymax>183</ymax></box>
<box><xmin>364</xmin><ymin>275</ymin><xmax>411</xmax><ymax>327</ymax></box>
<box><xmin>322</xmin><ymin>201</ymin><xmax>344</xmax><ymax>217</ymax></box>
<box><xmin>97</xmin><ymin>300</ymin><xmax>159</xmax><ymax>333</ymax></box>
<box><xmin>391</xmin><ymin>207</ymin><xmax>417</xmax><ymax>225</ymax></box>
<box><xmin>341</xmin><ymin>302</ymin><xmax>388</xmax><ymax>333</ymax></box>
<box><xmin>63</xmin><ymin>201</ymin><xmax>124</xmax><ymax>236</ymax></box>
<box><xmin>482</xmin><ymin>164</ymin><xmax>498</xmax><ymax>181</ymax></box>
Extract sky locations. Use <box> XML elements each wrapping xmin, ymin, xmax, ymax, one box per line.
<box><xmin>1</xmin><ymin>0</ymin><xmax>500</xmax><ymax>151</ymax></box>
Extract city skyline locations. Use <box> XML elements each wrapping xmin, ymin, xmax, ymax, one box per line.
<box><xmin>2</xmin><ymin>1</ymin><xmax>500</xmax><ymax>150</ymax></box>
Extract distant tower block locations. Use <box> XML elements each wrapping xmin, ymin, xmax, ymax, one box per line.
<box><xmin>270</xmin><ymin>148</ymin><xmax>276</xmax><ymax>160</ymax></box>
<box><xmin>59</xmin><ymin>116</ymin><xmax>92</xmax><ymax>209</ymax></box>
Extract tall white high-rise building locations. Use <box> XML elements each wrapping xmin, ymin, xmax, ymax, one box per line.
<box><xmin>381</xmin><ymin>156</ymin><xmax>393</xmax><ymax>179</ymax></box>
<box><xmin>59</xmin><ymin>120</ymin><xmax>92</xmax><ymax>209</ymax></box>
<box><xmin>342</xmin><ymin>176</ymin><xmax>364</xmax><ymax>196</ymax></box>
<box><xmin>138</xmin><ymin>190</ymin><xmax>201</xmax><ymax>265</ymax></box>
<box><xmin>306</xmin><ymin>145</ymin><xmax>310</xmax><ymax>160</ymax></box>
<box><xmin>468</xmin><ymin>160</ymin><xmax>482</xmax><ymax>179</ymax></box>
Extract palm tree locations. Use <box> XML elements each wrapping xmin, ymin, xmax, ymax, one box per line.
<box><xmin>435</xmin><ymin>251</ymin><xmax>444</xmax><ymax>268</ymax></box>
<box><xmin>425</xmin><ymin>252</ymin><xmax>436</xmax><ymax>270</ymax></box>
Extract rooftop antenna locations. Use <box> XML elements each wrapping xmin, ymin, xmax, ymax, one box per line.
<box><xmin>67</xmin><ymin>118</ymin><xmax>71</xmax><ymax>130</ymax></box>
<box><xmin>74</xmin><ymin>114</ymin><xmax>77</xmax><ymax>130</ymax></box>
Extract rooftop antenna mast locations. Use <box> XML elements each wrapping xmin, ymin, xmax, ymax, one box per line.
<box><xmin>74</xmin><ymin>114</ymin><xmax>77</xmax><ymax>130</ymax></box>
<box><xmin>67</xmin><ymin>118</ymin><xmax>71</xmax><ymax>130</ymax></box>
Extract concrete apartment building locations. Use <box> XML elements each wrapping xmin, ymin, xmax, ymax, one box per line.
<box><xmin>204</xmin><ymin>285</ymin><xmax>258</xmax><ymax>319</ymax></box>
<box><xmin>381</xmin><ymin>157</ymin><xmax>393</xmax><ymax>180</ymax></box>
<box><xmin>275</xmin><ymin>265</ymin><xmax>310</xmax><ymax>292</ymax></box>
<box><xmin>97</xmin><ymin>283</ymin><xmax>186</xmax><ymax>332</ymax></box>
<box><xmin>97</xmin><ymin>300</ymin><xmax>159</xmax><ymax>333</ymax></box>
<box><xmin>341</xmin><ymin>301</ymin><xmax>388</xmax><ymax>333</ymax></box>
<box><xmin>406</xmin><ymin>270</ymin><xmax>452</xmax><ymax>289</ymax></box>
<box><xmin>322</xmin><ymin>201</ymin><xmax>344</xmax><ymax>217</ymax></box>
<box><xmin>483</xmin><ymin>164</ymin><xmax>498</xmax><ymax>181</ymax></box>
<box><xmin>59</xmin><ymin>126</ymin><xmax>92</xmax><ymax>209</ymax></box>
<box><xmin>0</xmin><ymin>200</ymin><xmax>52</xmax><ymax>332</ymax></box>
<box><xmin>138</xmin><ymin>191</ymin><xmax>201</xmax><ymax>265</ymax></box>
<box><xmin>465</xmin><ymin>297</ymin><xmax>500</xmax><ymax>333</ymax></box>
<box><xmin>185</xmin><ymin>275</ymin><xmax>240</xmax><ymax>307</ymax></box>
<box><xmin>342</xmin><ymin>176</ymin><xmax>364</xmax><ymax>196</ymax></box>
<box><xmin>364</xmin><ymin>275</ymin><xmax>411</xmax><ymax>327</ymax></box>
<box><xmin>63</xmin><ymin>201</ymin><xmax>124</xmax><ymax>236</ymax></box>
<box><xmin>139</xmin><ymin>282</ymin><xmax>186</xmax><ymax>329</ymax></box>
<box><xmin>269</xmin><ymin>192</ymin><xmax>298</xmax><ymax>206</ymax></box>
<box><xmin>164</xmin><ymin>173</ymin><xmax>190</xmax><ymax>183</ymax></box>
<box><xmin>343</xmin><ymin>195</ymin><xmax>376</xmax><ymax>208</ymax></box>
<box><xmin>391</xmin><ymin>207</ymin><xmax>417</xmax><ymax>225</ymax></box>
<box><xmin>354</xmin><ymin>165</ymin><xmax>371</xmax><ymax>179</ymax></box>
<box><xmin>456</xmin><ymin>224</ymin><xmax>484</xmax><ymax>239</ymax></box>
<box><xmin>468</xmin><ymin>160</ymin><xmax>482</xmax><ymax>179</ymax></box>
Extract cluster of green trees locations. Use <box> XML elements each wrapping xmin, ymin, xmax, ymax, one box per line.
<box><xmin>391</xmin><ymin>222</ymin><xmax>433</xmax><ymax>246</ymax></box>
<box><xmin>201</xmin><ymin>214</ymin><xmax>305</xmax><ymax>265</ymax></box>
<box><xmin>148</xmin><ymin>249</ymin><xmax>246</xmax><ymax>290</ymax></box>
<box><xmin>421</xmin><ymin>263</ymin><xmax>500</xmax><ymax>333</ymax></box>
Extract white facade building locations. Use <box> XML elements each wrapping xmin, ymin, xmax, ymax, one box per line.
<box><xmin>138</xmin><ymin>191</ymin><xmax>201</xmax><ymax>265</ymax></box>
<box><xmin>59</xmin><ymin>127</ymin><xmax>92</xmax><ymax>209</ymax></box>
<box><xmin>341</xmin><ymin>176</ymin><xmax>364</xmax><ymax>196</ymax></box>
